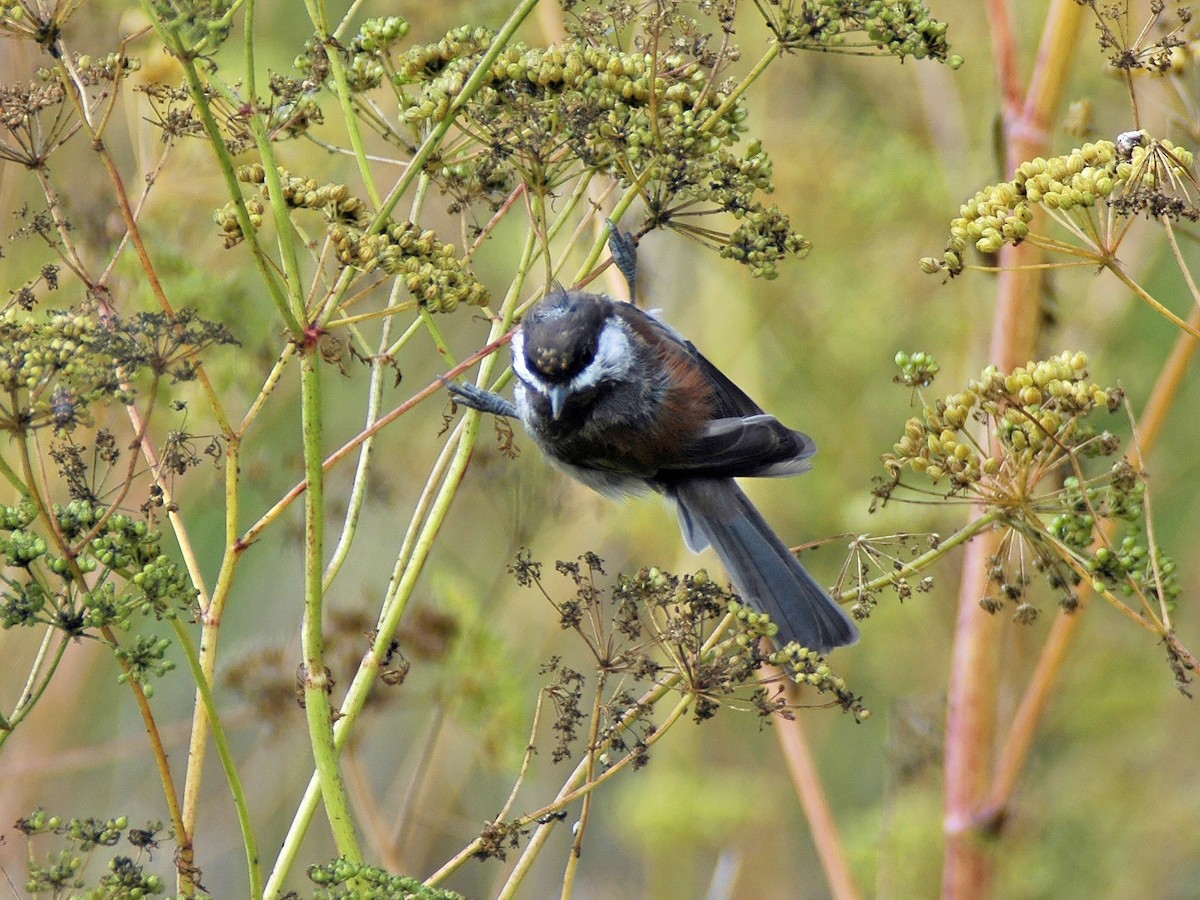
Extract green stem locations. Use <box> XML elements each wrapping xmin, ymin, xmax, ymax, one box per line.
<box><xmin>305</xmin><ymin>0</ymin><xmax>382</xmax><ymax>209</ymax></box>
<box><xmin>836</xmin><ymin>512</ymin><xmax>1003</xmax><ymax>604</ymax></box>
<box><xmin>697</xmin><ymin>42</ymin><xmax>780</xmax><ymax>136</ymax></box>
<box><xmin>263</xmin><ymin>218</ymin><xmax>538</xmax><ymax>900</ymax></box>
<box><xmin>170</xmin><ymin>617</ymin><xmax>263</xmax><ymax>898</ymax></box>
<box><xmin>0</xmin><ymin>452</ymin><xmax>27</xmax><ymax>493</ymax></box>
<box><xmin>298</xmin><ymin>349</ymin><xmax>362</xmax><ymax>860</ymax></box>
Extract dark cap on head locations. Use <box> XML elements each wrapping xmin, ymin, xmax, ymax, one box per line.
<box><xmin>521</xmin><ymin>290</ymin><xmax>612</xmax><ymax>383</ymax></box>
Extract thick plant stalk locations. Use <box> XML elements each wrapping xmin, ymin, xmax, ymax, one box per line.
<box><xmin>942</xmin><ymin>3</ymin><xmax>1084</xmax><ymax>897</ymax></box>
<box><xmin>771</xmin><ymin>674</ymin><xmax>860</xmax><ymax>900</ymax></box>
<box><xmin>983</xmin><ymin>304</ymin><xmax>1200</xmax><ymax>822</ymax></box>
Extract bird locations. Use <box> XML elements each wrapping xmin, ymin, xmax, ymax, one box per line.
<box><xmin>447</xmin><ymin>255</ymin><xmax>858</xmax><ymax>654</ymax></box>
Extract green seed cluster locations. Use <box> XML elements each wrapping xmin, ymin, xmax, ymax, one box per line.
<box><xmin>329</xmin><ymin>219</ymin><xmax>490</xmax><ymax>311</ymax></box>
<box><xmin>382</xmin><ymin>27</ymin><xmax>750</xmax><ymax>175</ymax></box>
<box><xmin>308</xmin><ymin>857</ymin><xmax>463</xmax><ymax>898</ymax></box>
<box><xmin>702</xmin><ymin>140</ymin><xmax>775</xmax><ymax>211</ymax></box>
<box><xmin>761</xmin><ymin>0</ymin><xmax>960</xmax><ymax>66</ymax></box>
<box><xmin>351</xmin><ymin>16</ymin><xmax>410</xmax><ymax>54</ymax></box>
<box><xmin>16</xmin><ymin>810</ymin><xmax>165</xmax><ymax>896</ymax></box>
<box><xmin>147</xmin><ymin>0</ymin><xmax>236</xmax><ymax>55</ymax></box>
<box><xmin>725</xmin><ymin>596</ymin><xmax>864</xmax><ymax>715</ymax></box>
<box><xmin>1047</xmin><ymin>474</ymin><xmax>1179</xmax><ymax>610</ymax></box>
<box><xmin>343</xmin><ymin>51</ymin><xmax>385</xmax><ymax>93</ymax></box>
<box><xmin>894</xmin><ymin>350</ymin><xmax>941</xmax><ymax>388</ymax></box>
<box><xmin>1049</xmin><ymin>469</ymin><xmax>1145</xmax><ymax>550</ymax></box>
<box><xmin>719</xmin><ymin>205</ymin><xmax>811</xmax><ymax>279</ymax></box>
<box><xmin>0</xmin><ymin>305</ymin><xmax>232</xmax><ymax>432</ymax></box>
<box><xmin>0</xmin><ymin>499</ymin><xmax>197</xmax><ymax>638</ymax></box>
<box><xmin>924</xmin><ymin>133</ymin><xmax>1198</xmax><ymax>274</ymax></box>
<box><xmin>0</xmin><ymin>307</ymin><xmax>128</xmax><ymax>433</ymax></box>
<box><xmin>226</xmin><ymin>165</ymin><xmax>488</xmax><ymax>311</ymax></box>
<box><xmin>881</xmin><ymin>356</ymin><xmax>1175</xmax><ymax>625</ymax></box>
<box><xmin>390</xmin><ymin>30</ymin><xmax>746</xmax><ymax>149</ymax></box>
<box><xmin>116</xmin><ymin>634</ymin><xmax>176</xmax><ymax>691</ymax></box>
<box><xmin>309</xmin><ymin>24</ymin><xmax>815</xmax><ymax>276</ymax></box>
<box><xmin>885</xmin><ymin>352</ymin><xmax>1117</xmax><ymax>489</ymax></box>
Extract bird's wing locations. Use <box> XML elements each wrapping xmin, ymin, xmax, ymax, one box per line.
<box><xmin>617</xmin><ymin>303</ymin><xmax>817</xmax><ymax>477</ymax></box>
<box><xmin>634</xmin><ymin>309</ymin><xmax>768</xmax><ymax>419</ymax></box>
<box><xmin>661</xmin><ymin>414</ymin><xmax>816</xmax><ymax>479</ymax></box>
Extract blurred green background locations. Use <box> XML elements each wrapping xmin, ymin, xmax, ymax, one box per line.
<box><xmin>1</xmin><ymin>2</ymin><xmax>1198</xmax><ymax>897</ymax></box>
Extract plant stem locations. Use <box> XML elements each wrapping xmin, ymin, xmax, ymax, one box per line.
<box><xmin>263</xmin><ymin>215</ymin><xmax>538</xmax><ymax>900</ymax></box>
<box><xmin>982</xmin><ymin>302</ymin><xmax>1200</xmax><ymax>823</ymax></box>
<box><xmin>171</xmin><ymin>617</ymin><xmax>263</xmax><ymax>898</ymax></box>
<box><xmin>771</xmin><ymin>675</ymin><xmax>860</xmax><ymax>900</ymax></box>
<box><xmin>298</xmin><ymin>349</ymin><xmax>362</xmax><ymax>861</ymax></box>
<box><xmin>943</xmin><ymin>4</ymin><xmax>1084</xmax><ymax>896</ymax></box>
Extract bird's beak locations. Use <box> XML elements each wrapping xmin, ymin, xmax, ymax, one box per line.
<box><xmin>549</xmin><ymin>386</ymin><xmax>568</xmax><ymax>420</ymax></box>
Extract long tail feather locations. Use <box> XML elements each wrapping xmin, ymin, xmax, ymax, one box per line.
<box><xmin>668</xmin><ymin>479</ymin><xmax>858</xmax><ymax>653</ymax></box>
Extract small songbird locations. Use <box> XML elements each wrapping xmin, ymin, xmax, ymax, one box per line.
<box><xmin>448</xmin><ymin>270</ymin><xmax>858</xmax><ymax>654</ymax></box>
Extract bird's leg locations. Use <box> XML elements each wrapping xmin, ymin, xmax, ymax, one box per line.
<box><xmin>606</xmin><ymin>220</ymin><xmax>638</xmax><ymax>304</ymax></box>
<box><xmin>443</xmin><ymin>378</ymin><xmax>518</xmax><ymax>419</ymax></box>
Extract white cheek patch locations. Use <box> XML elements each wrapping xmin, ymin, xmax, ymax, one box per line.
<box><xmin>511</xmin><ymin>319</ymin><xmax>634</xmax><ymax>398</ymax></box>
<box><xmin>511</xmin><ymin>330</ymin><xmax>550</xmax><ymax>396</ymax></box>
<box><xmin>567</xmin><ymin>320</ymin><xmax>632</xmax><ymax>392</ymax></box>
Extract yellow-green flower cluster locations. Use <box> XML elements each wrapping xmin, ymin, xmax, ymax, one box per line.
<box><xmin>329</xmin><ymin>220</ymin><xmax>489</xmax><ymax>312</ymax></box>
<box><xmin>0</xmin><ymin>307</ymin><xmax>127</xmax><ymax>433</ymax></box>
<box><xmin>885</xmin><ymin>352</ymin><xmax>1118</xmax><ymax>489</ymax></box>
<box><xmin>923</xmin><ymin>133</ymin><xmax>1197</xmax><ymax>275</ymax></box>
<box><xmin>388</xmin><ymin>28</ymin><xmax>749</xmax><ymax>174</ymax></box>
<box><xmin>237</xmin><ymin>163</ymin><xmax>372</xmax><ymax>226</ymax></box>
<box><xmin>719</xmin><ymin>205</ymin><xmax>811</xmax><ymax>279</ymax></box>
<box><xmin>221</xmin><ymin>165</ymin><xmax>488</xmax><ymax>311</ymax></box>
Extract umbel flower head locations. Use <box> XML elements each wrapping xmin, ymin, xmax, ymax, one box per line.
<box><xmin>878</xmin><ymin>352</ymin><xmax>1179</xmax><ymax>626</ymax></box>
<box><xmin>214</xmin><ymin>165</ymin><xmax>489</xmax><ymax>312</ymax></box>
<box><xmin>922</xmin><ymin>131</ymin><xmax>1197</xmax><ymax>276</ymax></box>
<box><xmin>884</xmin><ymin>351</ymin><xmax>1120</xmax><ymax>496</ymax></box>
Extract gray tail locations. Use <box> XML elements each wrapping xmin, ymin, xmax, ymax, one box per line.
<box><xmin>668</xmin><ymin>479</ymin><xmax>859</xmax><ymax>654</ymax></box>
